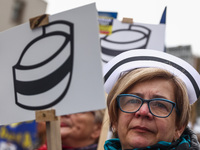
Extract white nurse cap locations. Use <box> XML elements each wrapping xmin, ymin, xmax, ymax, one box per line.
<box><xmin>103</xmin><ymin>49</ymin><xmax>200</xmax><ymax>104</ymax></box>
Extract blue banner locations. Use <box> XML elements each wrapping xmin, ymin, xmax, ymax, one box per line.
<box><xmin>0</xmin><ymin>121</ymin><xmax>37</xmax><ymax>150</ymax></box>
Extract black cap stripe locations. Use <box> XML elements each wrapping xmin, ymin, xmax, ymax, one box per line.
<box><xmin>104</xmin><ymin>56</ymin><xmax>200</xmax><ymax>98</ymax></box>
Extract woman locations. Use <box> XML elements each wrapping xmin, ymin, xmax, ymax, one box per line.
<box><xmin>103</xmin><ymin>49</ymin><xmax>200</xmax><ymax>150</ymax></box>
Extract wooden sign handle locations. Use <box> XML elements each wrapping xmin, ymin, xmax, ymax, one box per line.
<box><xmin>122</xmin><ymin>17</ymin><xmax>133</xmax><ymax>24</ymax></box>
<box><xmin>29</xmin><ymin>14</ymin><xmax>49</xmax><ymax>29</ymax></box>
<box><xmin>35</xmin><ymin>109</ymin><xmax>62</xmax><ymax>150</ymax></box>
<box><xmin>46</xmin><ymin>118</ymin><xmax>62</xmax><ymax>150</ymax></box>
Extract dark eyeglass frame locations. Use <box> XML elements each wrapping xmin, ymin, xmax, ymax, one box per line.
<box><xmin>116</xmin><ymin>94</ymin><xmax>177</xmax><ymax>118</ymax></box>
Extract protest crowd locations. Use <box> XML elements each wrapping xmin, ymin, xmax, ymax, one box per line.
<box><xmin>0</xmin><ymin>1</ymin><xmax>200</xmax><ymax>150</ymax></box>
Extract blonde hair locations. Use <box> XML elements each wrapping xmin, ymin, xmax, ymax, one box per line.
<box><xmin>107</xmin><ymin>68</ymin><xmax>190</xmax><ymax>129</ymax></box>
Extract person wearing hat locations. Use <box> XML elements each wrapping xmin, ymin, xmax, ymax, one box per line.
<box><xmin>103</xmin><ymin>49</ymin><xmax>200</xmax><ymax>150</ymax></box>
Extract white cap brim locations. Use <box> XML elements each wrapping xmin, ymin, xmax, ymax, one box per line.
<box><xmin>103</xmin><ymin>49</ymin><xmax>200</xmax><ymax>104</ymax></box>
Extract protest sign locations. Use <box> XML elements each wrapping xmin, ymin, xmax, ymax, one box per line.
<box><xmin>0</xmin><ymin>3</ymin><xmax>105</xmax><ymax>125</ymax></box>
<box><xmin>100</xmin><ymin>19</ymin><xmax>166</xmax><ymax>64</ymax></box>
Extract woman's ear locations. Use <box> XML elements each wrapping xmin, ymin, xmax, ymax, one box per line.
<box><xmin>174</xmin><ymin>126</ymin><xmax>185</xmax><ymax>141</ymax></box>
<box><xmin>91</xmin><ymin>123</ymin><xmax>102</xmax><ymax>139</ymax></box>
<box><xmin>111</xmin><ymin>123</ymin><xmax>118</xmax><ymax>138</ymax></box>
<box><xmin>111</xmin><ymin>122</ymin><xmax>118</xmax><ymax>133</ymax></box>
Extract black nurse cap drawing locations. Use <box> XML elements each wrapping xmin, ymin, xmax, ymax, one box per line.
<box><xmin>13</xmin><ymin>20</ymin><xmax>74</xmax><ymax>110</ymax></box>
<box><xmin>101</xmin><ymin>24</ymin><xmax>151</xmax><ymax>64</ymax></box>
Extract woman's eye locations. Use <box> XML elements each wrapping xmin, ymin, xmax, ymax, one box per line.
<box><xmin>126</xmin><ymin>99</ymin><xmax>140</xmax><ymax>104</ymax></box>
<box><xmin>152</xmin><ymin>102</ymin><xmax>168</xmax><ymax>110</ymax></box>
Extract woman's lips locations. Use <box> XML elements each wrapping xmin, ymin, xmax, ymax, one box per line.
<box><xmin>133</xmin><ymin>126</ymin><xmax>152</xmax><ymax>133</ymax></box>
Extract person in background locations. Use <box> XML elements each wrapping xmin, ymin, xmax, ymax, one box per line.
<box><xmin>61</xmin><ymin>109</ymin><xmax>105</xmax><ymax>150</ymax></box>
<box><xmin>36</xmin><ymin>109</ymin><xmax>105</xmax><ymax>150</ymax></box>
<box><xmin>103</xmin><ymin>49</ymin><xmax>200</xmax><ymax>150</ymax></box>
<box><xmin>34</xmin><ymin>122</ymin><xmax>46</xmax><ymax>149</ymax></box>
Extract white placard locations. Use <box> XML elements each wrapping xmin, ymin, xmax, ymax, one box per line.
<box><xmin>0</xmin><ymin>3</ymin><xmax>106</xmax><ymax>125</ymax></box>
<box><xmin>100</xmin><ymin>19</ymin><xmax>166</xmax><ymax>64</ymax></box>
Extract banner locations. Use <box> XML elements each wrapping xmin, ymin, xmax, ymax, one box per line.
<box><xmin>0</xmin><ymin>121</ymin><xmax>37</xmax><ymax>150</ymax></box>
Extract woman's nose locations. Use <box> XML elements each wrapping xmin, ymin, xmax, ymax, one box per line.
<box><xmin>135</xmin><ymin>103</ymin><xmax>153</xmax><ymax>119</ymax></box>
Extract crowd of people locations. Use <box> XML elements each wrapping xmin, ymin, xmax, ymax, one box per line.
<box><xmin>33</xmin><ymin>49</ymin><xmax>200</xmax><ymax>150</ymax></box>
<box><xmin>0</xmin><ymin>49</ymin><xmax>200</xmax><ymax>150</ymax></box>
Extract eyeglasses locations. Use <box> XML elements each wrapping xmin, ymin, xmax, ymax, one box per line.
<box><xmin>116</xmin><ymin>94</ymin><xmax>177</xmax><ymax>118</ymax></box>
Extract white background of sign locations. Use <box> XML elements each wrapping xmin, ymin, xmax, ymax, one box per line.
<box><xmin>100</xmin><ymin>19</ymin><xmax>165</xmax><ymax>65</ymax></box>
<box><xmin>101</xmin><ymin>19</ymin><xmax>165</xmax><ymax>51</ymax></box>
<box><xmin>0</xmin><ymin>3</ymin><xmax>106</xmax><ymax>125</ymax></box>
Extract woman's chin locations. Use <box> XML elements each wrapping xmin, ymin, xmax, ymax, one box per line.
<box><xmin>125</xmin><ymin>136</ymin><xmax>156</xmax><ymax>149</ymax></box>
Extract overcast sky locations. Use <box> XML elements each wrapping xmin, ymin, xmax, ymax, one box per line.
<box><xmin>44</xmin><ymin>0</ymin><xmax>200</xmax><ymax>56</ymax></box>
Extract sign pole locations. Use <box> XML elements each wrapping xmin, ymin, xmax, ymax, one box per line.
<box><xmin>35</xmin><ymin>109</ymin><xmax>62</xmax><ymax>150</ymax></box>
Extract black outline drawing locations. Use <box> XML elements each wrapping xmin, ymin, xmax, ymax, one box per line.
<box><xmin>12</xmin><ymin>20</ymin><xmax>74</xmax><ymax>110</ymax></box>
<box><xmin>101</xmin><ymin>24</ymin><xmax>151</xmax><ymax>63</ymax></box>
